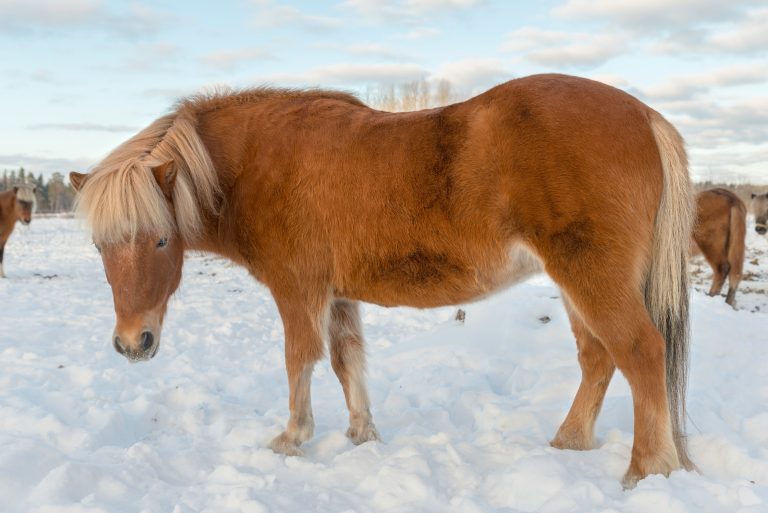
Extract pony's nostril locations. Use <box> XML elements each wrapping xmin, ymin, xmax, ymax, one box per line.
<box><xmin>113</xmin><ymin>336</ymin><xmax>126</xmax><ymax>355</ymax></box>
<box><xmin>141</xmin><ymin>331</ymin><xmax>154</xmax><ymax>352</ymax></box>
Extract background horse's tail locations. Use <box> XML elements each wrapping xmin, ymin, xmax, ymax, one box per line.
<box><xmin>646</xmin><ymin>110</ymin><xmax>696</xmax><ymax>470</ymax></box>
<box><xmin>727</xmin><ymin>201</ymin><xmax>747</xmax><ymax>291</ymax></box>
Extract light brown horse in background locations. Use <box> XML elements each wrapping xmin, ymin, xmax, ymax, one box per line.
<box><xmin>751</xmin><ymin>192</ymin><xmax>768</xmax><ymax>235</ymax></box>
<box><xmin>70</xmin><ymin>74</ymin><xmax>694</xmax><ymax>487</ymax></box>
<box><xmin>0</xmin><ymin>185</ymin><xmax>36</xmax><ymax>278</ymax></box>
<box><xmin>691</xmin><ymin>188</ymin><xmax>746</xmax><ymax>307</ymax></box>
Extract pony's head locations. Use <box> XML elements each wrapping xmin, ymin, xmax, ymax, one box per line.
<box><xmin>13</xmin><ymin>185</ymin><xmax>36</xmax><ymax>225</ymax></box>
<box><xmin>751</xmin><ymin>192</ymin><xmax>768</xmax><ymax>235</ymax></box>
<box><xmin>70</xmin><ymin>112</ymin><xmax>220</xmax><ymax>362</ymax></box>
<box><xmin>71</xmin><ymin>162</ymin><xmax>186</xmax><ymax>361</ymax></box>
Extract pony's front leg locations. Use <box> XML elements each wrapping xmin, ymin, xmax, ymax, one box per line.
<box><xmin>269</xmin><ymin>288</ymin><xmax>328</xmax><ymax>456</ymax></box>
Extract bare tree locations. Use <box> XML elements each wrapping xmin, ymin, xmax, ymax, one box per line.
<box><xmin>365</xmin><ymin>79</ymin><xmax>463</xmax><ymax>112</ymax></box>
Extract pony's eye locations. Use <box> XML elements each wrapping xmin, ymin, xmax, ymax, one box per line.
<box><xmin>157</xmin><ymin>237</ymin><xmax>168</xmax><ymax>248</ymax></box>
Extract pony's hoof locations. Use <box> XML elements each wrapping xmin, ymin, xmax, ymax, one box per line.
<box><xmin>550</xmin><ymin>429</ymin><xmax>594</xmax><ymax>451</ymax></box>
<box><xmin>269</xmin><ymin>432</ymin><xmax>304</xmax><ymax>457</ymax></box>
<box><xmin>622</xmin><ymin>450</ymin><xmax>681</xmax><ymax>489</ymax></box>
<box><xmin>621</xmin><ymin>472</ymin><xmax>640</xmax><ymax>490</ymax></box>
<box><xmin>346</xmin><ymin>422</ymin><xmax>380</xmax><ymax>445</ymax></box>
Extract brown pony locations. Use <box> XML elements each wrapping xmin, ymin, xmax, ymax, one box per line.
<box><xmin>70</xmin><ymin>74</ymin><xmax>694</xmax><ymax>487</ymax></box>
<box><xmin>751</xmin><ymin>192</ymin><xmax>768</xmax><ymax>235</ymax></box>
<box><xmin>691</xmin><ymin>188</ymin><xmax>747</xmax><ymax>307</ymax></box>
<box><xmin>0</xmin><ymin>184</ymin><xmax>36</xmax><ymax>278</ymax></box>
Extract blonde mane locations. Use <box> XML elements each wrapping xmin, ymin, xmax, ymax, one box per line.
<box><xmin>76</xmin><ymin>87</ymin><xmax>364</xmax><ymax>245</ymax></box>
<box><xmin>75</xmin><ymin>108</ymin><xmax>221</xmax><ymax>245</ymax></box>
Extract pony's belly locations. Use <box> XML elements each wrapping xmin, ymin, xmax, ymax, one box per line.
<box><xmin>340</xmin><ymin>243</ymin><xmax>543</xmax><ymax>308</ymax></box>
<box><xmin>461</xmin><ymin>243</ymin><xmax>543</xmax><ymax>303</ymax></box>
<box><xmin>493</xmin><ymin>243</ymin><xmax>543</xmax><ymax>288</ymax></box>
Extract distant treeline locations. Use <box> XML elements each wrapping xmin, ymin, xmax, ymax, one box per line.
<box><xmin>1</xmin><ymin>168</ymin><xmax>76</xmax><ymax>213</ymax></box>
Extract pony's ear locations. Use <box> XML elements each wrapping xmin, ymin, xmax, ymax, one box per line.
<box><xmin>69</xmin><ymin>172</ymin><xmax>88</xmax><ymax>192</ymax></box>
<box><xmin>152</xmin><ymin>160</ymin><xmax>176</xmax><ymax>199</ymax></box>
<box><xmin>12</xmin><ymin>186</ymin><xmax>18</xmax><ymax>195</ymax></box>
<box><xmin>32</xmin><ymin>186</ymin><xmax>37</xmax><ymax>194</ymax></box>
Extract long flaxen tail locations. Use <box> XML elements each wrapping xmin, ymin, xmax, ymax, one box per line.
<box><xmin>645</xmin><ymin>109</ymin><xmax>696</xmax><ymax>471</ymax></box>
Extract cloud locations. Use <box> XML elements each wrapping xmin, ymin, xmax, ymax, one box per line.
<box><xmin>341</xmin><ymin>0</ymin><xmax>485</xmax><ymax>22</ymax></box>
<box><xmin>638</xmin><ymin>64</ymin><xmax>768</xmax><ymax>101</ymax></box>
<box><xmin>124</xmin><ymin>42</ymin><xmax>180</xmax><ymax>71</ymax></box>
<box><xmin>399</xmin><ymin>27</ymin><xmax>441</xmax><ymax>39</ymax></box>
<box><xmin>0</xmin><ymin>0</ymin><xmax>169</xmax><ymax>37</ymax></box>
<box><xmin>554</xmin><ymin>0</ymin><xmax>767</xmax><ymax>61</ymax></box>
<box><xmin>688</xmin><ymin>143</ymin><xmax>768</xmax><ymax>184</ymax></box>
<box><xmin>431</xmin><ymin>58</ymin><xmax>509</xmax><ymax>92</ymax></box>
<box><xmin>312</xmin><ymin>43</ymin><xmax>406</xmax><ymax>61</ymax></box>
<box><xmin>709</xmin><ymin>8</ymin><xmax>768</xmax><ymax>53</ymax></box>
<box><xmin>640</xmin><ymin>92</ymin><xmax>768</xmax><ymax>183</ymax></box>
<box><xmin>660</xmin><ymin>96</ymin><xmax>768</xmax><ymax>144</ymax></box>
<box><xmin>141</xmin><ymin>87</ymin><xmax>193</xmax><ymax>102</ymax></box>
<box><xmin>654</xmin><ymin>7</ymin><xmax>768</xmax><ymax>55</ymax></box>
<box><xmin>250</xmin><ymin>1</ymin><xmax>342</xmax><ymax>30</ymax></box>
<box><xmin>200</xmin><ymin>48</ymin><xmax>273</xmax><ymax>72</ymax></box>
<box><xmin>0</xmin><ymin>0</ymin><xmax>102</xmax><ymax>26</ymax></box>
<box><xmin>261</xmin><ymin>62</ymin><xmax>428</xmax><ymax>86</ymax></box>
<box><xmin>0</xmin><ymin>153</ymin><xmax>95</xmax><ymax>175</ymax></box>
<box><xmin>554</xmin><ymin>0</ymin><xmax>759</xmax><ymax>30</ymax></box>
<box><xmin>502</xmin><ymin>28</ymin><xmax>627</xmax><ymax>68</ymax></box>
<box><xmin>344</xmin><ymin>44</ymin><xmax>405</xmax><ymax>60</ymax></box>
<box><xmin>27</xmin><ymin>123</ymin><xmax>139</xmax><ymax>133</ymax></box>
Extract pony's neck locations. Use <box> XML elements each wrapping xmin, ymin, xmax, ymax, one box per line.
<box><xmin>183</xmin><ymin>187</ymin><xmax>249</xmax><ymax>267</ymax></box>
<box><xmin>0</xmin><ymin>193</ymin><xmax>17</xmax><ymax>235</ymax></box>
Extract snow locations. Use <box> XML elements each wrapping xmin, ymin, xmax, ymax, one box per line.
<box><xmin>1</xmin><ymin>217</ymin><xmax>767</xmax><ymax>513</ymax></box>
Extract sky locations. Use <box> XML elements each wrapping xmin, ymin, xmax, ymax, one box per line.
<box><xmin>0</xmin><ymin>0</ymin><xmax>766</xmax><ymax>183</ymax></box>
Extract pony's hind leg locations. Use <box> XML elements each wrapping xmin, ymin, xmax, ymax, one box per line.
<box><xmin>329</xmin><ymin>299</ymin><xmax>380</xmax><ymax>444</ymax></box>
<box><xmin>567</xmin><ymin>291</ymin><xmax>680</xmax><ymax>487</ymax></box>
<box><xmin>551</xmin><ymin>301</ymin><xmax>615</xmax><ymax>451</ymax></box>
<box><xmin>268</xmin><ymin>286</ymin><xmax>328</xmax><ymax>456</ymax></box>
<box><xmin>547</xmin><ymin>249</ymin><xmax>681</xmax><ymax>486</ymax></box>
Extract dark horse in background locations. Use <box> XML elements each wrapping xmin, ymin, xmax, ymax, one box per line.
<box><xmin>70</xmin><ymin>74</ymin><xmax>695</xmax><ymax>487</ymax></box>
<box><xmin>0</xmin><ymin>184</ymin><xmax>36</xmax><ymax>278</ymax></box>
<box><xmin>751</xmin><ymin>191</ymin><xmax>768</xmax><ymax>236</ymax></box>
<box><xmin>691</xmin><ymin>188</ymin><xmax>747</xmax><ymax>307</ymax></box>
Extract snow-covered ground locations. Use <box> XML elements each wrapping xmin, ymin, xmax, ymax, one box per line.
<box><xmin>1</xmin><ymin>217</ymin><xmax>767</xmax><ymax>513</ymax></box>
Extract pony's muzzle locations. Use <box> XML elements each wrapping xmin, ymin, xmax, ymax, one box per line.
<box><xmin>112</xmin><ymin>329</ymin><xmax>159</xmax><ymax>361</ymax></box>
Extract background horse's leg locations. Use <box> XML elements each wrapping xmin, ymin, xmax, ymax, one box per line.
<box><xmin>551</xmin><ymin>299</ymin><xmax>615</xmax><ymax>451</ymax></box>
<box><xmin>725</xmin><ymin>264</ymin><xmax>741</xmax><ymax>307</ymax></box>
<box><xmin>0</xmin><ymin>244</ymin><xmax>5</xmax><ymax>278</ymax></box>
<box><xmin>268</xmin><ymin>286</ymin><xmax>328</xmax><ymax>456</ymax></box>
<box><xmin>329</xmin><ymin>299</ymin><xmax>380</xmax><ymax>445</ymax></box>
<box><xmin>708</xmin><ymin>261</ymin><xmax>729</xmax><ymax>297</ymax></box>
